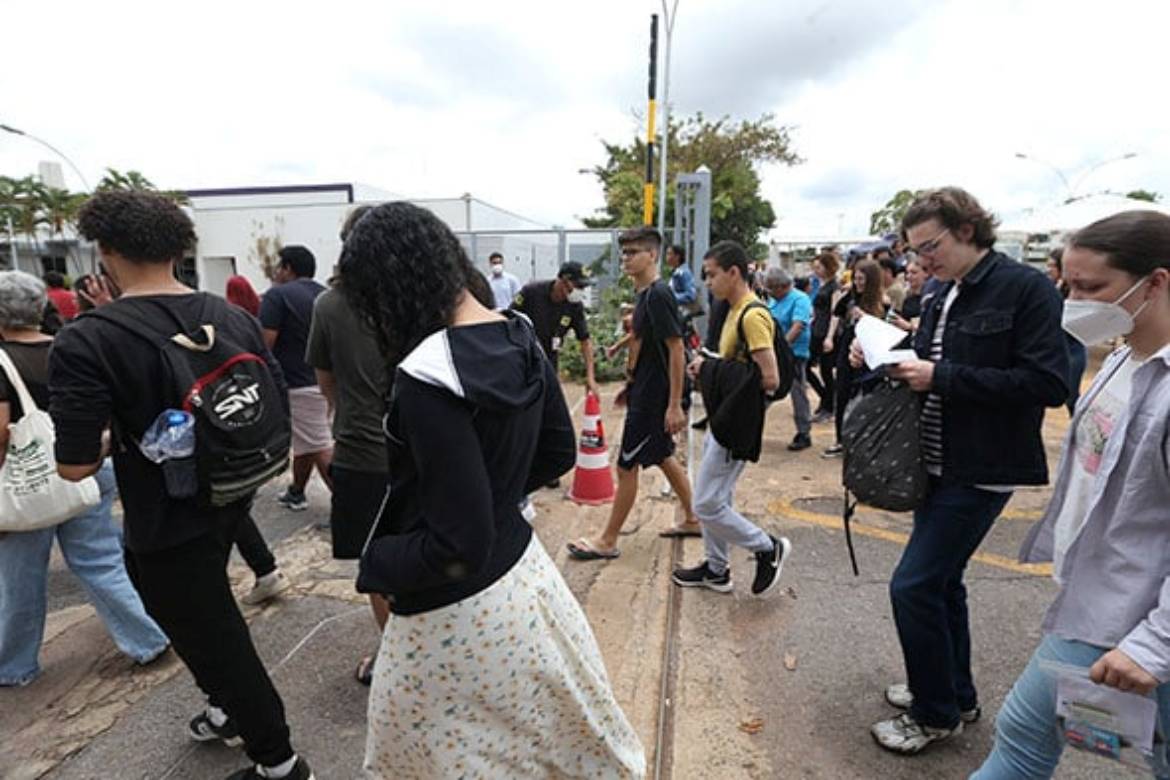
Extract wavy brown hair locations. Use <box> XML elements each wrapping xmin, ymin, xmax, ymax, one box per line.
<box><xmin>902</xmin><ymin>187</ymin><xmax>998</xmax><ymax>250</ymax></box>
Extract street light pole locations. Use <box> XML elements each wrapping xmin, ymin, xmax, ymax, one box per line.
<box><xmin>1014</xmin><ymin>151</ymin><xmax>1138</xmax><ymax>203</ymax></box>
<box><xmin>656</xmin><ymin>0</ymin><xmax>679</xmax><ymax>240</ymax></box>
<box><xmin>0</xmin><ymin>123</ymin><xmax>93</xmax><ymax>191</ymax></box>
<box><xmin>1014</xmin><ymin>152</ymin><xmax>1072</xmax><ymax>201</ymax></box>
<box><xmin>1071</xmin><ymin>152</ymin><xmax>1138</xmax><ymax>197</ymax></box>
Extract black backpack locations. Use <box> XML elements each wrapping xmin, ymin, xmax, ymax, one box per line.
<box><xmin>89</xmin><ymin>296</ymin><xmax>291</xmax><ymax>507</ymax></box>
<box><xmin>736</xmin><ymin>300</ymin><xmax>797</xmax><ymax>401</ymax></box>
<box><xmin>839</xmin><ymin>379</ymin><xmax>928</xmax><ymax>574</ymax></box>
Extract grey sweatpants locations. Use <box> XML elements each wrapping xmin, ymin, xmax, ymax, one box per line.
<box><xmin>694</xmin><ymin>432</ymin><xmax>773</xmax><ymax>575</ymax></box>
<box><xmin>790</xmin><ymin>357</ymin><xmax>812</xmax><ymax>436</ymax></box>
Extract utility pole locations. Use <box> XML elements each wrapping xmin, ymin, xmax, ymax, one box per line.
<box><xmin>643</xmin><ymin>15</ymin><xmax>658</xmax><ymax>226</ymax></box>
<box><xmin>656</xmin><ymin>0</ymin><xmax>679</xmax><ymax>238</ymax></box>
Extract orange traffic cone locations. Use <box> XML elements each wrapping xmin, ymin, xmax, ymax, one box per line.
<box><xmin>568</xmin><ymin>392</ymin><xmax>615</xmax><ymax>506</ymax></box>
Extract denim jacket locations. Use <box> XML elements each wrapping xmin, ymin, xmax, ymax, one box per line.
<box><xmin>914</xmin><ymin>251</ymin><xmax>1069</xmax><ymax>485</ymax></box>
<box><xmin>1021</xmin><ymin>344</ymin><xmax>1170</xmax><ymax>680</ymax></box>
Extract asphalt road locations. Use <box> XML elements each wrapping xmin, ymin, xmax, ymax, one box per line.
<box><xmin>4</xmin><ymin>369</ymin><xmax>1122</xmax><ymax>779</ymax></box>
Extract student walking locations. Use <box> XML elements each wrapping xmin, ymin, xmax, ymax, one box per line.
<box><xmin>672</xmin><ymin>242</ymin><xmax>792</xmax><ymax>595</ymax></box>
<box><xmin>342</xmin><ymin>202</ymin><xmax>645</xmax><ymax>779</ymax></box>
<box><xmin>972</xmin><ymin>210</ymin><xmax>1170</xmax><ymax>778</ymax></box>
<box><xmin>50</xmin><ymin>191</ymin><xmax>313</xmax><ymax>780</ymax></box>
<box><xmin>863</xmin><ymin>188</ymin><xmax>1068</xmax><ymax>756</ymax></box>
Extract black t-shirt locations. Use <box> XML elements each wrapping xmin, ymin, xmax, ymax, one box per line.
<box><xmin>0</xmin><ymin>341</ymin><xmax>52</xmax><ymax>421</ymax></box>
<box><xmin>259</xmin><ymin>277</ymin><xmax>325</xmax><ymax>388</ymax></box>
<box><xmin>900</xmin><ymin>292</ymin><xmax>923</xmax><ymax>320</ymax></box>
<box><xmin>812</xmin><ymin>278</ymin><xmax>838</xmax><ymax>341</ymax></box>
<box><xmin>630</xmin><ymin>280</ymin><xmax>683</xmax><ymax>412</ymax></box>
<box><xmin>511</xmin><ymin>280</ymin><xmax>589</xmax><ymax>366</ymax></box>
<box><xmin>49</xmin><ymin>293</ymin><xmax>287</xmax><ymax>553</ymax></box>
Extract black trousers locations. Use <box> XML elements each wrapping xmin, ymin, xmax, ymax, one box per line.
<box><xmin>807</xmin><ymin>337</ymin><xmax>831</xmax><ymax>408</ymax></box>
<box><xmin>235</xmin><ymin>513</ymin><xmax>277</xmax><ymax>578</ymax></box>
<box><xmin>125</xmin><ymin>515</ymin><xmax>293</xmax><ymax>767</ymax></box>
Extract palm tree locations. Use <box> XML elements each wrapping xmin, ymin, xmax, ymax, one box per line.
<box><xmin>97</xmin><ymin>167</ymin><xmax>189</xmax><ymax>204</ymax></box>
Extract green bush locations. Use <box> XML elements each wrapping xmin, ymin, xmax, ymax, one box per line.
<box><xmin>558</xmin><ymin>274</ymin><xmax>635</xmax><ymax>383</ymax></box>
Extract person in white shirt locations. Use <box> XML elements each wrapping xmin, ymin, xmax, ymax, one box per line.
<box><xmin>972</xmin><ymin>210</ymin><xmax>1170</xmax><ymax>779</ymax></box>
<box><xmin>487</xmin><ymin>252</ymin><xmax>521</xmax><ymax>311</ymax></box>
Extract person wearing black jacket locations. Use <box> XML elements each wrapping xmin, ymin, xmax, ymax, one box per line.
<box><xmin>672</xmin><ymin>241</ymin><xmax>792</xmax><ymax>597</ymax></box>
<box><xmin>50</xmin><ymin>192</ymin><xmax>313</xmax><ymax>780</ymax></box>
<box><xmin>341</xmin><ymin>202</ymin><xmax>645</xmax><ymax>779</ymax></box>
<box><xmin>866</xmin><ymin>188</ymin><xmax>1069</xmax><ymax>756</ymax></box>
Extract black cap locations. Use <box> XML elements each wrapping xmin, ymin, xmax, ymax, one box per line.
<box><xmin>558</xmin><ymin>261</ymin><xmax>592</xmax><ymax>287</ymax></box>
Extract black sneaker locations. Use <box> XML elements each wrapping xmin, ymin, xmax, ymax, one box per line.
<box><xmin>189</xmin><ymin>710</ymin><xmax>242</xmax><ymax>747</ymax></box>
<box><xmin>671</xmin><ymin>561</ymin><xmax>733</xmax><ymax>593</ymax></box>
<box><xmin>787</xmin><ymin>434</ymin><xmax>812</xmax><ymax>451</ymax></box>
<box><xmin>751</xmin><ymin>535</ymin><xmax>792</xmax><ymax>596</ymax></box>
<box><xmin>224</xmin><ymin>757</ymin><xmax>315</xmax><ymax>780</ymax></box>
<box><xmin>275</xmin><ymin>489</ymin><xmax>308</xmax><ymax>511</ymax></box>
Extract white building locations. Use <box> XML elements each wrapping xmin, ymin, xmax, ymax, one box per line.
<box><xmin>184</xmin><ymin>183</ymin><xmax>560</xmax><ymax>295</ymax></box>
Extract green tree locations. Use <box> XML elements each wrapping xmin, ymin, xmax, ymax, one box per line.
<box><xmin>584</xmin><ymin>113</ymin><xmax>800</xmax><ymax>260</ymax></box>
<box><xmin>870</xmin><ymin>189</ymin><xmax>924</xmax><ymax>236</ymax></box>
<box><xmin>1125</xmin><ymin>189</ymin><xmax>1161</xmax><ymax>203</ymax></box>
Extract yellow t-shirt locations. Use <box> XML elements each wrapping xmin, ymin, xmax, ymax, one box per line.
<box><xmin>718</xmin><ymin>293</ymin><xmax>775</xmax><ymax>361</ymax></box>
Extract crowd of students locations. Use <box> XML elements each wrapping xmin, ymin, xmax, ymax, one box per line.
<box><xmin>1</xmin><ymin>185</ymin><xmax>1169</xmax><ymax>779</ymax></box>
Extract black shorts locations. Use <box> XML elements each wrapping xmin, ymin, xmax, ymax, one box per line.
<box><xmin>328</xmin><ymin>465</ymin><xmax>390</xmax><ymax>560</ymax></box>
<box><xmin>616</xmin><ymin>409</ymin><xmax>675</xmax><ymax>470</ymax></box>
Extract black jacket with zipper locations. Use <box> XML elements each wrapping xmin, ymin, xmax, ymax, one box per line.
<box><xmin>698</xmin><ymin>357</ymin><xmax>766</xmax><ymax>462</ymax></box>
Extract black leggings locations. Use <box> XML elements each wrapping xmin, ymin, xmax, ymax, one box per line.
<box><xmin>808</xmin><ymin>339</ymin><xmax>834</xmax><ymax>411</ymax></box>
<box><xmin>126</xmin><ymin>517</ymin><xmax>294</xmax><ymax>767</ymax></box>
<box><xmin>834</xmin><ymin>338</ymin><xmax>857</xmax><ymax>442</ymax></box>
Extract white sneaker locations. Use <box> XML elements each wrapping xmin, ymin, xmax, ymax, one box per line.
<box><xmin>242</xmin><ymin>570</ymin><xmax>290</xmax><ymax>605</ymax></box>
<box><xmin>871</xmin><ymin>712</ymin><xmax>962</xmax><ymax>755</ymax></box>
<box><xmin>885</xmin><ymin>683</ymin><xmax>981</xmax><ymax>723</ymax></box>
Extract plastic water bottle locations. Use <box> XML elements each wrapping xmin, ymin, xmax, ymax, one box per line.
<box><xmin>139</xmin><ymin>409</ymin><xmax>196</xmax><ymax>463</ymax></box>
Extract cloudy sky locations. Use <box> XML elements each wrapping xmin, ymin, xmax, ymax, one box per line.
<box><xmin>2</xmin><ymin>0</ymin><xmax>1166</xmax><ymax>240</ymax></box>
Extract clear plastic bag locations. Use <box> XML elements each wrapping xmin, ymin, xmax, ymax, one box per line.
<box><xmin>1041</xmin><ymin>659</ymin><xmax>1169</xmax><ymax>774</ymax></box>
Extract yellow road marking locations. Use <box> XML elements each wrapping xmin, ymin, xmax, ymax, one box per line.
<box><xmin>766</xmin><ymin>498</ymin><xmax>1052</xmax><ymax>578</ymax></box>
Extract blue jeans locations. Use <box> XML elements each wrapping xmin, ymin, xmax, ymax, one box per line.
<box><xmin>972</xmin><ymin>634</ymin><xmax>1170</xmax><ymax>779</ymax></box>
<box><xmin>890</xmin><ymin>479</ymin><xmax>1012</xmax><ymax>728</ymax></box>
<box><xmin>0</xmin><ymin>461</ymin><xmax>169</xmax><ymax>686</ymax></box>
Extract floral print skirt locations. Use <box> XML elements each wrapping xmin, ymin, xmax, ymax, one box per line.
<box><xmin>364</xmin><ymin>534</ymin><xmax>647</xmax><ymax>779</ymax></box>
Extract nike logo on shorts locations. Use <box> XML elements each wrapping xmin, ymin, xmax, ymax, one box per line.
<box><xmin>621</xmin><ymin>435</ymin><xmax>652</xmax><ymax>462</ymax></box>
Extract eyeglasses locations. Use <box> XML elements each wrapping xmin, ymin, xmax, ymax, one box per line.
<box><xmin>620</xmin><ymin>247</ymin><xmax>649</xmax><ymax>259</ymax></box>
<box><xmin>910</xmin><ymin>227</ymin><xmax>949</xmax><ymax>256</ymax></box>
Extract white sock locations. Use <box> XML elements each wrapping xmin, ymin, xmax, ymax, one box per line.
<box><xmin>258</xmin><ymin>755</ymin><xmax>298</xmax><ymax>778</ymax></box>
<box><xmin>207</xmin><ymin>705</ymin><xmax>228</xmax><ymax>727</ymax></box>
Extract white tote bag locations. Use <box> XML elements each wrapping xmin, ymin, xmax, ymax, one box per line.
<box><xmin>0</xmin><ymin>348</ymin><xmax>100</xmax><ymax>532</ymax></box>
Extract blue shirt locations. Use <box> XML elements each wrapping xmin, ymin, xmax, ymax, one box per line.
<box><xmin>767</xmin><ymin>289</ymin><xmax>812</xmax><ymax>359</ymax></box>
<box><xmin>669</xmin><ymin>265</ymin><xmax>696</xmax><ymax>306</ymax></box>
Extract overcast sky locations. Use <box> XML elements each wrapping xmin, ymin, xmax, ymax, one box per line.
<box><xmin>2</xmin><ymin>0</ymin><xmax>1166</xmax><ymax>240</ymax></box>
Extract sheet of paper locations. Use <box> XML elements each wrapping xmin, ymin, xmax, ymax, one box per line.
<box><xmin>854</xmin><ymin>315</ymin><xmax>915</xmax><ymax>367</ymax></box>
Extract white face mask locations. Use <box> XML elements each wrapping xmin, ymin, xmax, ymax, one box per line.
<box><xmin>1062</xmin><ymin>276</ymin><xmax>1150</xmax><ymax>346</ymax></box>
<box><xmin>490</xmin><ymin>264</ymin><xmax>503</xmax><ymax>277</ymax></box>
<box><xmin>567</xmin><ymin>288</ymin><xmax>587</xmax><ymax>305</ymax></box>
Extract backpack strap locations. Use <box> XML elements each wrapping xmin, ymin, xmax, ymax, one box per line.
<box><xmin>735</xmin><ymin>299</ymin><xmax>771</xmax><ymax>361</ymax></box>
<box><xmin>842</xmin><ymin>488</ymin><xmax>860</xmax><ymax>576</ymax></box>
<box><xmin>0</xmin><ymin>347</ymin><xmax>40</xmax><ymax>415</ymax></box>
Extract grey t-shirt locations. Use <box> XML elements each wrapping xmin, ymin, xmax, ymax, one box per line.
<box><xmin>305</xmin><ymin>287</ymin><xmax>389</xmax><ymax>473</ymax></box>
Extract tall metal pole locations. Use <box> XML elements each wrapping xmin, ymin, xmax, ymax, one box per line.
<box><xmin>6</xmin><ymin>214</ymin><xmax>17</xmax><ymax>267</ymax></box>
<box><xmin>0</xmin><ymin>123</ymin><xmax>92</xmax><ymax>191</ymax></box>
<box><xmin>643</xmin><ymin>15</ymin><xmax>658</xmax><ymax>226</ymax></box>
<box><xmin>656</xmin><ymin>0</ymin><xmax>678</xmax><ymax>238</ymax></box>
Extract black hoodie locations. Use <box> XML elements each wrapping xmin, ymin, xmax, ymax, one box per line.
<box><xmin>356</xmin><ymin>314</ymin><xmax>576</xmax><ymax>615</ymax></box>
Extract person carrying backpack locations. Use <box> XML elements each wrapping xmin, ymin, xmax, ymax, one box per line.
<box><xmin>49</xmin><ymin>191</ymin><xmax>314</xmax><ymax>780</ymax></box>
<box><xmin>855</xmin><ymin>188</ymin><xmax>1068</xmax><ymax>757</ymax></box>
<box><xmin>671</xmin><ymin>241</ymin><xmax>792</xmax><ymax>596</ymax></box>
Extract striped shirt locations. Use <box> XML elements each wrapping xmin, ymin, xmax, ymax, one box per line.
<box><xmin>921</xmin><ymin>285</ymin><xmax>958</xmax><ymax>475</ymax></box>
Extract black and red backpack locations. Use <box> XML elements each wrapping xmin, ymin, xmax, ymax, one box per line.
<box><xmin>89</xmin><ymin>295</ymin><xmax>290</xmax><ymax>507</ymax></box>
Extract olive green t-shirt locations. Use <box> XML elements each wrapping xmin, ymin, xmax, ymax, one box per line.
<box><xmin>305</xmin><ymin>287</ymin><xmax>390</xmax><ymax>473</ymax></box>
